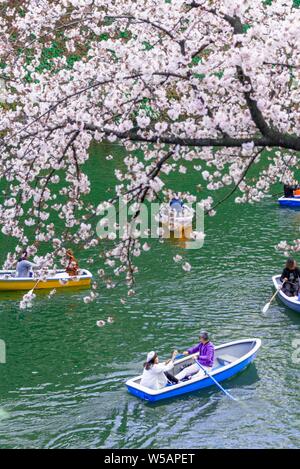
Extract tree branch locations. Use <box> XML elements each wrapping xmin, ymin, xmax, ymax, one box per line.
<box><xmin>82</xmin><ymin>123</ymin><xmax>300</xmax><ymax>151</ymax></box>
<box><xmin>209</xmin><ymin>147</ymin><xmax>265</xmax><ymax>213</ymax></box>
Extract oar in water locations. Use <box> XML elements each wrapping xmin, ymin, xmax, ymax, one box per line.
<box><xmin>262</xmin><ymin>280</ymin><xmax>286</xmax><ymax>314</ymax></box>
<box><xmin>175</xmin><ymin>353</ymin><xmax>237</xmax><ymax>401</ymax></box>
<box><xmin>27</xmin><ymin>278</ymin><xmax>42</xmax><ymax>296</ymax></box>
<box><xmin>197</xmin><ymin>361</ymin><xmax>237</xmax><ymax>401</ymax></box>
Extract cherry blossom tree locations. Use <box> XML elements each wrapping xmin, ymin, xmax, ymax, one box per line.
<box><xmin>0</xmin><ymin>0</ymin><xmax>299</xmax><ymax>302</ymax></box>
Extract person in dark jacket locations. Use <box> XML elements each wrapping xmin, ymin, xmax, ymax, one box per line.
<box><xmin>283</xmin><ymin>184</ymin><xmax>295</xmax><ymax>198</ymax></box>
<box><xmin>280</xmin><ymin>257</ymin><xmax>300</xmax><ymax>296</ymax></box>
<box><xmin>283</xmin><ymin>184</ymin><xmax>300</xmax><ymax>198</ymax></box>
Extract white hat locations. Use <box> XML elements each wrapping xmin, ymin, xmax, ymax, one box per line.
<box><xmin>146</xmin><ymin>351</ymin><xmax>156</xmax><ymax>363</ymax></box>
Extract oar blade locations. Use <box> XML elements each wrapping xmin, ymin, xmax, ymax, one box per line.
<box><xmin>262</xmin><ymin>302</ymin><xmax>270</xmax><ymax>314</ymax></box>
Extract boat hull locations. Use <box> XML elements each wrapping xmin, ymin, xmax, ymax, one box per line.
<box><xmin>0</xmin><ymin>270</ymin><xmax>92</xmax><ymax>291</ymax></box>
<box><xmin>159</xmin><ymin>204</ymin><xmax>194</xmax><ymax>234</ymax></box>
<box><xmin>272</xmin><ymin>275</ymin><xmax>300</xmax><ymax>313</ymax></box>
<box><xmin>126</xmin><ymin>338</ymin><xmax>261</xmax><ymax>402</ymax></box>
<box><xmin>278</xmin><ymin>197</ymin><xmax>300</xmax><ymax>208</ymax></box>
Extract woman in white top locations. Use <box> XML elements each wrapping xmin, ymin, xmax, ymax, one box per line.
<box><xmin>140</xmin><ymin>350</ymin><xmax>179</xmax><ymax>390</ymax></box>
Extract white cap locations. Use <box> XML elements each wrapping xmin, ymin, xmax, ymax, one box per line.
<box><xmin>146</xmin><ymin>351</ymin><xmax>156</xmax><ymax>363</ymax></box>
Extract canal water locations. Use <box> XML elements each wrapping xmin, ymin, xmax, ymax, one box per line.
<box><xmin>0</xmin><ymin>144</ymin><xmax>299</xmax><ymax>448</ymax></box>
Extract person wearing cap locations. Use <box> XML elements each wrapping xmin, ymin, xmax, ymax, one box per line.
<box><xmin>140</xmin><ymin>350</ymin><xmax>179</xmax><ymax>390</ymax></box>
<box><xmin>16</xmin><ymin>251</ymin><xmax>37</xmax><ymax>278</ymax></box>
<box><xmin>280</xmin><ymin>257</ymin><xmax>300</xmax><ymax>296</ymax></box>
<box><xmin>175</xmin><ymin>331</ymin><xmax>215</xmax><ymax>381</ymax></box>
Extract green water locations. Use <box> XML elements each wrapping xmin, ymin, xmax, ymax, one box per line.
<box><xmin>0</xmin><ymin>145</ymin><xmax>300</xmax><ymax>449</ymax></box>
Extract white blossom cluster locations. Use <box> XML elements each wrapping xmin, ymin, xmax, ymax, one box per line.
<box><xmin>0</xmin><ymin>0</ymin><xmax>299</xmax><ymax>300</ymax></box>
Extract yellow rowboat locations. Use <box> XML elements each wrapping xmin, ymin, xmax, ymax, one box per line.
<box><xmin>0</xmin><ymin>269</ymin><xmax>92</xmax><ymax>291</ymax></box>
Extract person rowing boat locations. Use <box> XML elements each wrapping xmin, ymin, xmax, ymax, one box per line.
<box><xmin>175</xmin><ymin>331</ymin><xmax>215</xmax><ymax>381</ymax></box>
<box><xmin>16</xmin><ymin>250</ymin><xmax>37</xmax><ymax>278</ymax></box>
<box><xmin>280</xmin><ymin>257</ymin><xmax>300</xmax><ymax>297</ymax></box>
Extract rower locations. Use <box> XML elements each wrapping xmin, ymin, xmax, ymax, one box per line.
<box><xmin>280</xmin><ymin>257</ymin><xmax>300</xmax><ymax>297</ymax></box>
<box><xmin>175</xmin><ymin>331</ymin><xmax>215</xmax><ymax>381</ymax></box>
<box><xmin>65</xmin><ymin>249</ymin><xmax>79</xmax><ymax>276</ymax></box>
<box><xmin>16</xmin><ymin>251</ymin><xmax>37</xmax><ymax>278</ymax></box>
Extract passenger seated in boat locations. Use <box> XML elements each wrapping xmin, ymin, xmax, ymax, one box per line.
<box><xmin>140</xmin><ymin>351</ymin><xmax>179</xmax><ymax>390</ymax></box>
<box><xmin>65</xmin><ymin>249</ymin><xmax>79</xmax><ymax>276</ymax></box>
<box><xmin>170</xmin><ymin>196</ymin><xmax>184</xmax><ymax>213</ymax></box>
<box><xmin>175</xmin><ymin>331</ymin><xmax>215</xmax><ymax>381</ymax></box>
<box><xmin>16</xmin><ymin>251</ymin><xmax>37</xmax><ymax>278</ymax></box>
<box><xmin>283</xmin><ymin>184</ymin><xmax>300</xmax><ymax>198</ymax></box>
<box><xmin>283</xmin><ymin>184</ymin><xmax>295</xmax><ymax>198</ymax></box>
<box><xmin>280</xmin><ymin>257</ymin><xmax>300</xmax><ymax>297</ymax></box>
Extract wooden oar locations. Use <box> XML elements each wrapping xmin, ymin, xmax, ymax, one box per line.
<box><xmin>27</xmin><ymin>278</ymin><xmax>42</xmax><ymax>296</ymax></box>
<box><xmin>262</xmin><ymin>280</ymin><xmax>286</xmax><ymax>314</ymax></box>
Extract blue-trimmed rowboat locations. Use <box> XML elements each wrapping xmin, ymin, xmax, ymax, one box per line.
<box><xmin>272</xmin><ymin>275</ymin><xmax>300</xmax><ymax>313</ymax></box>
<box><xmin>126</xmin><ymin>338</ymin><xmax>261</xmax><ymax>402</ymax></box>
<box><xmin>278</xmin><ymin>196</ymin><xmax>300</xmax><ymax>208</ymax></box>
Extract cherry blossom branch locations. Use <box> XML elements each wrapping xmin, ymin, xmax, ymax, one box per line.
<box><xmin>209</xmin><ymin>147</ymin><xmax>265</xmax><ymax>213</ymax></box>
<box><xmin>83</xmin><ymin>124</ymin><xmax>300</xmax><ymax>151</ymax></box>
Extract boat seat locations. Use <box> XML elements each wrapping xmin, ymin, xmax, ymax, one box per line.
<box><xmin>212</xmin><ymin>364</ymin><xmax>223</xmax><ymax>371</ymax></box>
<box><xmin>217</xmin><ymin>354</ymin><xmax>237</xmax><ymax>366</ymax></box>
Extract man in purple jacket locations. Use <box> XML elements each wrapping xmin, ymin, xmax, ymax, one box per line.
<box><xmin>175</xmin><ymin>331</ymin><xmax>215</xmax><ymax>381</ymax></box>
